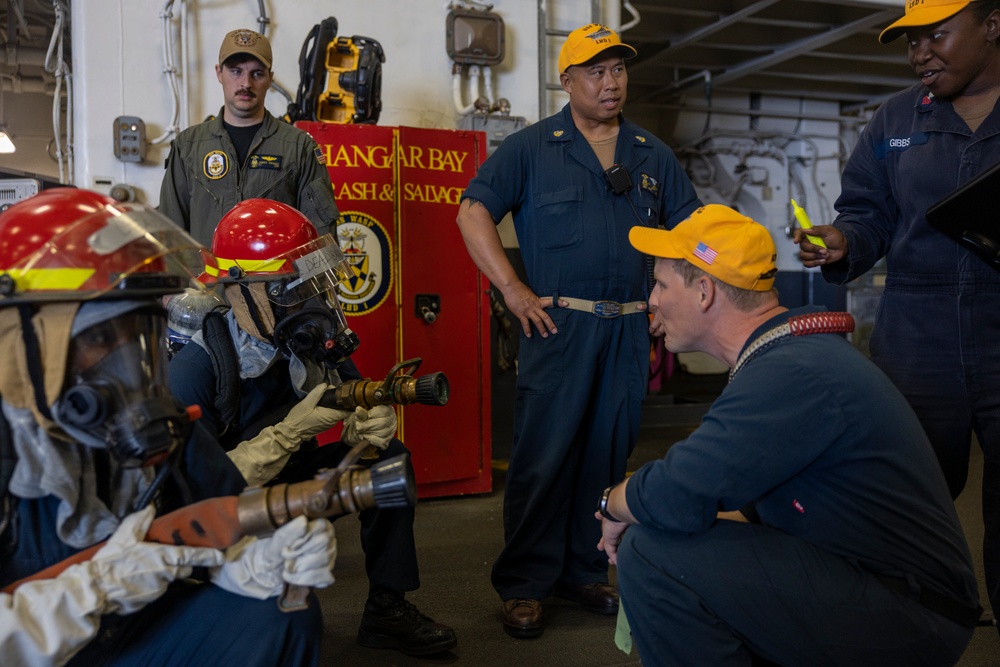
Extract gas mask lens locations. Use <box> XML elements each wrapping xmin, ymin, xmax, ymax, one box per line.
<box><xmin>273</xmin><ymin>290</ymin><xmax>360</xmax><ymax>368</ymax></box>
<box><xmin>264</xmin><ymin>234</ymin><xmax>359</xmax><ymax>368</ymax></box>
<box><xmin>56</xmin><ymin>308</ymin><xmax>189</xmax><ymax>467</ymax></box>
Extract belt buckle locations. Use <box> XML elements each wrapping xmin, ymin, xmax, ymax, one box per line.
<box><xmin>592</xmin><ymin>300</ymin><xmax>621</xmax><ymax>318</ymax></box>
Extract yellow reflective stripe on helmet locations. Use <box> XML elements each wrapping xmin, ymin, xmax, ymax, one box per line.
<box><xmin>215</xmin><ymin>257</ymin><xmax>288</xmax><ymax>275</ymax></box>
<box><xmin>3</xmin><ymin>268</ymin><xmax>96</xmax><ymax>290</ymax></box>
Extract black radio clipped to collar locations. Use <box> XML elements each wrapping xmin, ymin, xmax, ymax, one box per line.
<box><xmin>605</xmin><ymin>163</ymin><xmax>632</xmax><ymax>195</ymax></box>
<box><xmin>604</xmin><ymin>163</ymin><xmax>656</xmax><ymax>294</ymax></box>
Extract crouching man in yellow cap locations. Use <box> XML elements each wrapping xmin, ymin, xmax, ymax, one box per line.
<box><xmin>597</xmin><ymin>204</ymin><xmax>980</xmax><ymax>666</ymax></box>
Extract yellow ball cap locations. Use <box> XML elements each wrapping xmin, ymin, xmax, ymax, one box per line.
<box><xmin>629</xmin><ymin>204</ymin><xmax>778</xmax><ymax>292</ymax></box>
<box><xmin>878</xmin><ymin>0</ymin><xmax>972</xmax><ymax>44</ymax></box>
<box><xmin>558</xmin><ymin>23</ymin><xmax>637</xmax><ymax>73</ymax></box>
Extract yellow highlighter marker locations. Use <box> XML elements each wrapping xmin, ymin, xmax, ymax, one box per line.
<box><xmin>790</xmin><ymin>199</ymin><xmax>827</xmax><ymax>249</ymax></box>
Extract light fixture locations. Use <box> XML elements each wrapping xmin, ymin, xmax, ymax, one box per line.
<box><xmin>446</xmin><ymin>7</ymin><xmax>505</xmax><ymax>66</ymax></box>
<box><xmin>0</xmin><ymin>125</ymin><xmax>15</xmax><ymax>154</ymax></box>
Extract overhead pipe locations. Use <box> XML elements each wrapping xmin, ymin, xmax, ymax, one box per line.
<box><xmin>150</xmin><ymin>0</ymin><xmax>182</xmax><ymax>146</ymax></box>
<box><xmin>634</xmin><ymin>101</ymin><xmax>872</xmax><ymax>125</ymax></box>
<box><xmin>45</xmin><ymin>0</ymin><xmax>71</xmax><ymax>183</ymax></box>
<box><xmin>452</xmin><ymin>64</ymin><xmax>489</xmax><ymax>116</ymax></box>
<box><xmin>0</xmin><ymin>76</ymin><xmax>58</xmax><ymax>95</ymax></box>
<box><xmin>453</xmin><ymin>65</ymin><xmax>476</xmax><ymax>115</ymax></box>
<box><xmin>0</xmin><ymin>45</ymin><xmax>50</xmax><ymax>68</ymax></box>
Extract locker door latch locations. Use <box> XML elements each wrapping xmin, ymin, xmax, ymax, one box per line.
<box><xmin>415</xmin><ymin>294</ymin><xmax>440</xmax><ymax>324</ymax></box>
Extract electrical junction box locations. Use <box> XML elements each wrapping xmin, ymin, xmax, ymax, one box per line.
<box><xmin>457</xmin><ymin>114</ymin><xmax>526</xmax><ymax>155</ymax></box>
<box><xmin>0</xmin><ymin>178</ymin><xmax>40</xmax><ymax>211</ymax></box>
<box><xmin>113</xmin><ymin>116</ymin><xmax>146</xmax><ymax>162</ymax></box>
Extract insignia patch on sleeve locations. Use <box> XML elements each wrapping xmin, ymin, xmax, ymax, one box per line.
<box><xmin>315</xmin><ymin>146</ymin><xmax>326</xmax><ymax>165</ymax></box>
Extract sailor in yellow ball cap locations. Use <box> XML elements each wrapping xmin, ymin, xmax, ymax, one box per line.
<box><xmin>456</xmin><ymin>22</ymin><xmax>702</xmax><ymax>639</ymax></box>
<box><xmin>794</xmin><ymin>0</ymin><xmax>1000</xmax><ymax>633</ymax></box>
<box><xmin>597</xmin><ymin>204</ymin><xmax>981</xmax><ymax>666</ymax></box>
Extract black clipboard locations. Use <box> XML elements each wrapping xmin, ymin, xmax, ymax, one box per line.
<box><xmin>925</xmin><ymin>159</ymin><xmax>1000</xmax><ymax>270</ymax></box>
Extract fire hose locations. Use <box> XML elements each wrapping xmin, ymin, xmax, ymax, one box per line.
<box><xmin>1</xmin><ymin>441</ymin><xmax>413</xmax><ymax>605</ymax></box>
<box><xmin>2</xmin><ymin>358</ymin><xmax>449</xmax><ymax>608</ymax></box>
<box><xmin>322</xmin><ymin>357</ymin><xmax>448</xmax><ymax>410</ymax></box>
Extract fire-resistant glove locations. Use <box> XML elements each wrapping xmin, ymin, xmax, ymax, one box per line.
<box><xmin>341</xmin><ymin>405</ymin><xmax>397</xmax><ymax>450</ymax></box>
<box><xmin>211</xmin><ymin>516</ymin><xmax>336</xmax><ymax>600</ymax></box>
<box><xmin>0</xmin><ymin>505</ymin><xmax>224</xmax><ymax>666</ymax></box>
<box><xmin>227</xmin><ymin>383</ymin><xmax>353</xmax><ymax>485</ymax></box>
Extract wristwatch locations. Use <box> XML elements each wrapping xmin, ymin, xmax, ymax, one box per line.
<box><xmin>598</xmin><ymin>485</ymin><xmax>622</xmax><ymax>523</ymax></box>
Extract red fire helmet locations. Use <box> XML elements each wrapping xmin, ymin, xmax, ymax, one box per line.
<box><xmin>207</xmin><ymin>199</ymin><xmax>320</xmax><ymax>280</ymax></box>
<box><xmin>206</xmin><ymin>199</ymin><xmax>351</xmax><ymax>307</ymax></box>
<box><xmin>0</xmin><ymin>188</ymin><xmax>216</xmax><ymax>306</ymax></box>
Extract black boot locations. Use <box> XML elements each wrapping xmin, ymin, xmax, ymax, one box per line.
<box><xmin>357</xmin><ymin>591</ymin><xmax>458</xmax><ymax>656</ymax></box>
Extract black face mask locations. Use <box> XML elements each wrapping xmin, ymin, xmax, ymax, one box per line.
<box><xmin>54</xmin><ymin>311</ymin><xmax>193</xmax><ymax>468</ymax></box>
<box><xmin>272</xmin><ymin>298</ymin><xmax>360</xmax><ymax>369</ymax></box>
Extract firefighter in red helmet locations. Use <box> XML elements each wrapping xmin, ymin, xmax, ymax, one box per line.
<box><xmin>203</xmin><ymin>197</ymin><xmax>360</xmax><ymax>367</ymax></box>
<box><xmin>169</xmin><ymin>198</ymin><xmax>459</xmax><ymax>657</ymax></box>
<box><xmin>0</xmin><ymin>189</ymin><xmax>334</xmax><ymax>666</ymax></box>
<box><xmin>0</xmin><ymin>187</ymin><xmax>214</xmax><ymax>465</ymax></box>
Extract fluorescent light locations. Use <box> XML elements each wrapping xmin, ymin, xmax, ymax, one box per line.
<box><xmin>0</xmin><ymin>128</ymin><xmax>14</xmax><ymax>154</ymax></box>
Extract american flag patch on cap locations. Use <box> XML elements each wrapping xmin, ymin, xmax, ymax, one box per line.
<box><xmin>693</xmin><ymin>242</ymin><xmax>718</xmax><ymax>265</ymax></box>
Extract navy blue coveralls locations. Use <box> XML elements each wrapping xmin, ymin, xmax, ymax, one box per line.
<box><xmin>822</xmin><ymin>84</ymin><xmax>1000</xmax><ymax>620</ymax></box>
<box><xmin>618</xmin><ymin>307</ymin><xmax>979</xmax><ymax>667</ymax></box>
<box><xmin>0</xmin><ymin>424</ymin><xmax>323</xmax><ymax>666</ymax></box>
<box><xmin>462</xmin><ymin>103</ymin><xmax>701</xmax><ymax>600</ymax></box>
<box><xmin>169</xmin><ymin>342</ymin><xmax>420</xmax><ymax>597</ymax></box>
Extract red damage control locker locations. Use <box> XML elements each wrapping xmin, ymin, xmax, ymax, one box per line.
<box><xmin>298</xmin><ymin>122</ymin><xmax>491</xmax><ymax>498</ymax></box>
